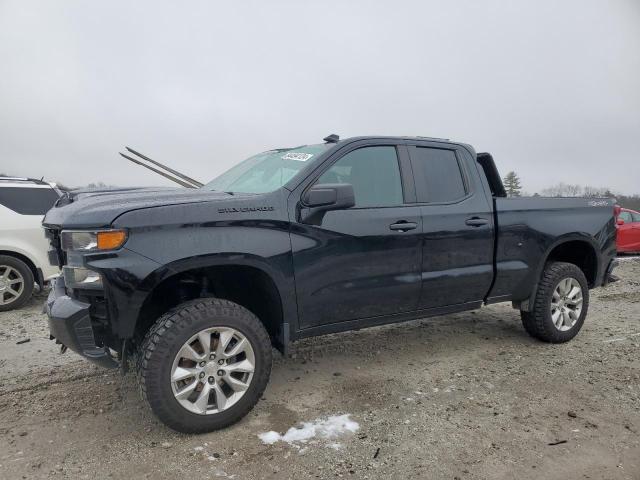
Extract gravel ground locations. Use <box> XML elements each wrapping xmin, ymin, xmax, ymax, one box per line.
<box><xmin>1</xmin><ymin>258</ymin><xmax>639</xmax><ymax>479</ymax></box>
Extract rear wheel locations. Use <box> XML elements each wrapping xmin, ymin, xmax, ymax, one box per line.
<box><xmin>0</xmin><ymin>255</ymin><xmax>34</xmax><ymax>312</ymax></box>
<box><xmin>138</xmin><ymin>298</ymin><xmax>272</xmax><ymax>433</ymax></box>
<box><xmin>521</xmin><ymin>262</ymin><xmax>589</xmax><ymax>343</ymax></box>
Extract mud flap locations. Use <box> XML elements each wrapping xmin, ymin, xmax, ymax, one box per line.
<box><xmin>603</xmin><ymin>259</ymin><xmax>619</xmax><ymax>286</ymax></box>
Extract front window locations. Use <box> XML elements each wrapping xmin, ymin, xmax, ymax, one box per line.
<box><xmin>315</xmin><ymin>146</ymin><xmax>404</xmax><ymax>207</ymax></box>
<box><xmin>203</xmin><ymin>144</ymin><xmax>332</xmax><ymax>194</ymax></box>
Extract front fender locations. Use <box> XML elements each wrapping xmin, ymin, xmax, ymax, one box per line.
<box><xmin>92</xmin><ymin>221</ymin><xmax>297</xmax><ymax>339</ymax></box>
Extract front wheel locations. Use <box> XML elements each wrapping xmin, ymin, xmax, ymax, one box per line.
<box><xmin>521</xmin><ymin>261</ymin><xmax>589</xmax><ymax>343</ymax></box>
<box><xmin>0</xmin><ymin>255</ymin><xmax>34</xmax><ymax>312</ymax></box>
<box><xmin>138</xmin><ymin>298</ymin><xmax>272</xmax><ymax>433</ymax></box>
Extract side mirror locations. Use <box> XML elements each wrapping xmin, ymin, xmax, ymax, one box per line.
<box><xmin>300</xmin><ymin>183</ymin><xmax>355</xmax><ymax>224</ymax></box>
<box><xmin>616</xmin><ymin>218</ymin><xmax>625</xmax><ymax>226</ymax></box>
<box><xmin>303</xmin><ymin>183</ymin><xmax>355</xmax><ymax>209</ymax></box>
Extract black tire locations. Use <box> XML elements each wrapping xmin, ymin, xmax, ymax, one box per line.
<box><xmin>137</xmin><ymin>298</ymin><xmax>272</xmax><ymax>433</ymax></box>
<box><xmin>521</xmin><ymin>261</ymin><xmax>589</xmax><ymax>343</ymax></box>
<box><xmin>0</xmin><ymin>255</ymin><xmax>34</xmax><ymax>312</ymax></box>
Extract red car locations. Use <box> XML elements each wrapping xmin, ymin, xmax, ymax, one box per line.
<box><xmin>616</xmin><ymin>207</ymin><xmax>640</xmax><ymax>254</ymax></box>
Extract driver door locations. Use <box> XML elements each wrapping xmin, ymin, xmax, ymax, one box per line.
<box><xmin>289</xmin><ymin>143</ymin><xmax>423</xmax><ymax>330</ymax></box>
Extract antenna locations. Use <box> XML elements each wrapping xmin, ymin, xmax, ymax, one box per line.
<box><xmin>119</xmin><ymin>152</ymin><xmax>198</xmax><ymax>189</ymax></box>
<box><xmin>323</xmin><ymin>134</ymin><xmax>340</xmax><ymax>143</ymax></box>
<box><xmin>125</xmin><ymin>147</ymin><xmax>204</xmax><ymax>187</ymax></box>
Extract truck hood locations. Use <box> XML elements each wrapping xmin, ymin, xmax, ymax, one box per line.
<box><xmin>43</xmin><ymin>186</ymin><xmax>247</xmax><ymax>228</ymax></box>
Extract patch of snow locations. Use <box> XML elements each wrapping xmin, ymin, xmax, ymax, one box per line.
<box><xmin>328</xmin><ymin>443</ymin><xmax>343</xmax><ymax>450</ymax></box>
<box><xmin>603</xmin><ymin>332</ymin><xmax>640</xmax><ymax>343</ymax></box>
<box><xmin>258</xmin><ymin>430</ymin><xmax>282</xmax><ymax>445</ymax></box>
<box><xmin>194</xmin><ymin>446</ymin><xmax>204</xmax><ymax>452</ymax></box>
<box><xmin>258</xmin><ymin>414</ymin><xmax>359</xmax><ymax>447</ymax></box>
<box><xmin>213</xmin><ymin>470</ymin><xmax>235</xmax><ymax>478</ymax></box>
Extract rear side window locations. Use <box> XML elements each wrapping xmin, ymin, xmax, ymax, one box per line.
<box><xmin>409</xmin><ymin>147</ymin><xmax>467</xmax><ymax>203</ymax></box>
<box><xmin>632</xmin><ymin>212</ymin><xmax>640</xmax><ymax>223</ymax></box>
<box><xmin>316</xmin><ymin>146</ymin><xmax>403</xmax><ymax>207</ymax></box>
<box><xmin>0</xmin><ymin>187</ymin><xmax>59</xmax><ymax>215</ymax></box>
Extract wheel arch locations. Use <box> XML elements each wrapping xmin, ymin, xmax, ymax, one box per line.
<box><xmin>0</xmin><ymin>249</ymin><xmax>39</xmax><ymax>286</ymax></box>
<box><xmin>129</xmin><ymin>255</ymin><xmax>292</xmax><ymax>353</ymax></box>
<box><xmin>520</xmin><ymin>234</ymin><xmax>601</xmax><ymax>312</ymax></box>
<box><xmin>541</xmin><ymin>235</ymin><xmax>600</xmax><ymax>287</ymax></box>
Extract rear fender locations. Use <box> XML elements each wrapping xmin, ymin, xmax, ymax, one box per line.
<box><xmin>519</xmin><ymin>234</ymin><xmax>602</xmax><ymax>311</ymax></box>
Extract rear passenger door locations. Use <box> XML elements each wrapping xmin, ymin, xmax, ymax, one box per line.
<box><xmin>407</xmin><ymin>142</ymin><xmax>495</xmax><ymax>309</ymax></box>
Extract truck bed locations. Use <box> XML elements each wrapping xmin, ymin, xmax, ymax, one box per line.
<box><xmin>489</xmin><ymin>196</ymin><xmax>617</xmax><ymax>305</ymax></box>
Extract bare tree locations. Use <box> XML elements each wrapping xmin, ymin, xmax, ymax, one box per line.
<box><xmin>565</xmin><ymin>184</ymin><xmax>583</xmax><ymax>197</ymax></box>
<box><xmin>541</xmin><ymin>182</ymin><xmax>584</xmax><ymax>197</ymax></box>
<box><xmin>540</xmin><ymin>183</ymin><xmax>567</xmax><ymax>197</ymax></box>
<box><xmin>583</xmin><ymin>185</ymin><xmax>605</xmax><ymax>197</ymax></box>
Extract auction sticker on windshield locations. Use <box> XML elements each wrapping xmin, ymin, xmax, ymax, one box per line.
<box><xmin>282</xmin><ymin>152</ymin><xmax>313</xmax><ymax>161</ymax></box>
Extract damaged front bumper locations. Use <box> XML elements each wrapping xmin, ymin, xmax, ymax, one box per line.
<box><xmin>45</xmin><ymin>276</ymin><xmax>118</xmax><ymax>369</ymax></box>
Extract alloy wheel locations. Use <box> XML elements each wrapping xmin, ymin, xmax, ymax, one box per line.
<box><xmin>170</xmin><ymin>326</ymin><xmax>256</xmax><ymax>415</ymax></box>
<box><xmin>550</xmin><ymin>277</ymin><xmax>583</xmax><ymax>331</ymax></box>
<box><xmin>0</xmin><ymin>265</ymin><xmax>25</xmax><ymax>306</ymax></box>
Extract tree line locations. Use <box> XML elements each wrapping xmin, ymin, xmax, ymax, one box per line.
<box><xmin>502</xmin><ymin>171</ymin><xmax>640</xmax><ymax>211</ymax></box>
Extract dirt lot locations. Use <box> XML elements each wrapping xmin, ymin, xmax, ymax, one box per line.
<box><xmin>1</xmin><ymin>258</ymin><xmax>639</xmax><ymax>480</ymax></box>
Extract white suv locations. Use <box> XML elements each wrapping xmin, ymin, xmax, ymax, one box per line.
<box><xmin>0</xmin><ymin>177</ymin><xmax>61</xmax><ymax>310</ymax></box>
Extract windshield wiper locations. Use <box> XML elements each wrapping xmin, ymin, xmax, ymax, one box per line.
<box><xmin>269</xmin><ymin>145</ymin><xmax>306</xmax><ymax>153</ymax></box>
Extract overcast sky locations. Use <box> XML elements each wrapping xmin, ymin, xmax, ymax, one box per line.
<box><xmin>0</xmin><ymin>0</ymin><xmax>638</xmax><ymax>194</ymax></box>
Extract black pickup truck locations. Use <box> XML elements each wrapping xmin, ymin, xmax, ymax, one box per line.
<box><xmin>43</xmin><ymin>135</ymin><xmax>618</xmax><ymax>433</ymax></box>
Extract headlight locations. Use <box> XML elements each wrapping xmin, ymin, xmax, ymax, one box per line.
<box><xmin>61</xmin><ymin>230</ymin><xmax>127</xmax><ymax>252</ymax></box>
<box><xmin>60</xmin><ymin>229</ymin><xmax>126</xmax><ymax>290</ymax></box>
<box><xmin>63</xmin><ymin>266</ymin><xmax>103</xmax><ymax>289</ymax></box>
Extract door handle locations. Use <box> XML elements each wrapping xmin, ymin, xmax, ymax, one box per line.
<box><xmin>465</xmin><ymin>217</ymin><xmax>489</xmax><ymax>227</ymax></box>
<box><xmin>389</xmin><ymin>221</ymin><xmax>417</xmax><ymax>232</ymax></box>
